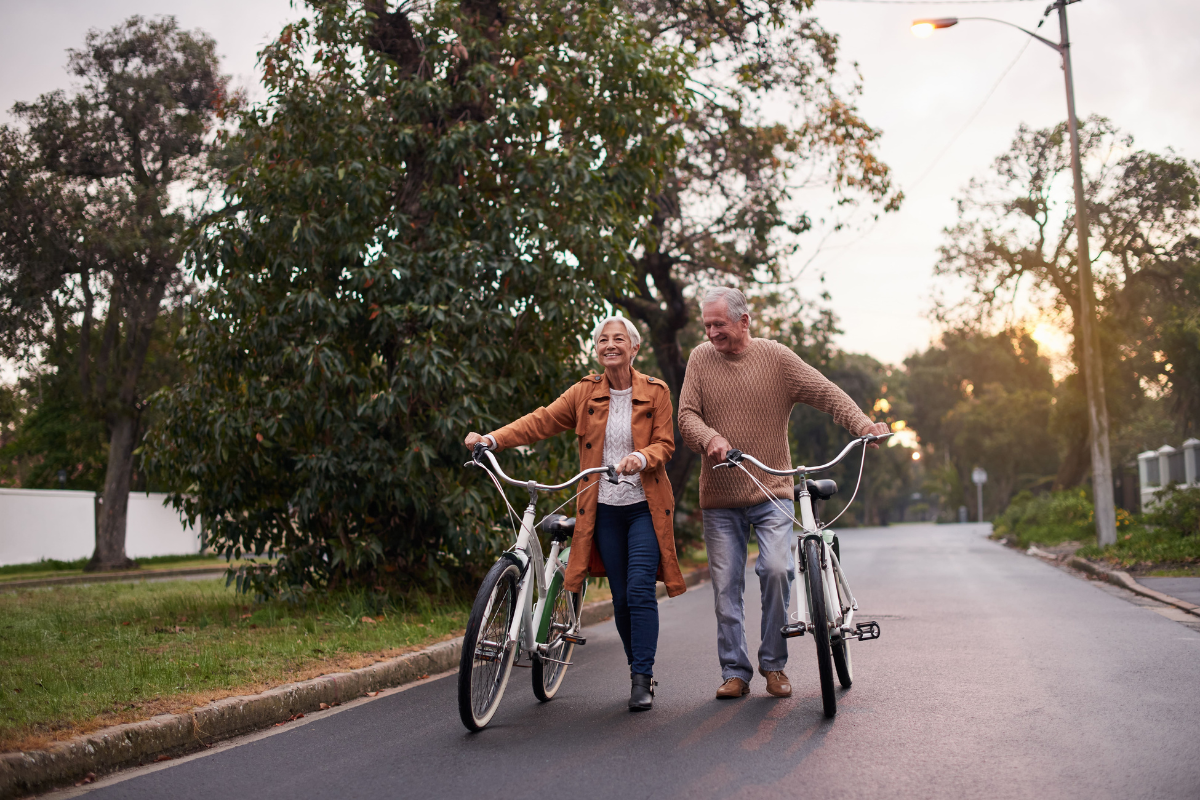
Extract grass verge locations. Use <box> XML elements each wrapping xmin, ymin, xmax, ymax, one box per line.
<box><xmin>1076</xmin><ymin>526</ymin><xmax>1200</xmax><ymax>573</ymax></box>
<box><xmin>0</xmin><ymin>578</ymin><xmax>467</xmax><ymax>752</ymax></box>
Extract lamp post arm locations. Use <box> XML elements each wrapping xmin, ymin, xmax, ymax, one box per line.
<box><xmin>956</xmin><ymin>17</ymin><xmax>1063</xmax><ymax>52</ymax></box>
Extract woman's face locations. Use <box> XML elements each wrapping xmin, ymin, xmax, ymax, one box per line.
<box><xmin>595</xmin><ymin>321</ymin><xmax>639</xmax><ymax>370</ymax></box>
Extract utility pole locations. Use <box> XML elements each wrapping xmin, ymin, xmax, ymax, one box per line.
<box><xmin>912</xmin><ymin>0</ymin><xmax>1118</xmax><ymax>546</ymax></box>
<box><xmin>1055</xmin><ymin>0</ymin><xmax>1117</xmax><ymax>547</ymax></box>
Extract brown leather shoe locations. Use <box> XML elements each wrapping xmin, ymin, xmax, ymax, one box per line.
<box><xmin>715</xmin><ymin>677</ymin><xmax>750</xmax><ymax>699</ymax></box>
<box><xmin>758</xmin><ymin>668</ymin><xmax>792</xmax><ymax>697</ymax></box>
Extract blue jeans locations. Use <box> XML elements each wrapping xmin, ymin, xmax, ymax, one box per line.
<box><xmin>594</xmin><ymin>501</ymin><xmax>660</xmax><ymax>676</ymax></box>
<box><xmin>703</xmin><ymin>499</ymin><xmax>796</xmax><ymax>683</ymax></box>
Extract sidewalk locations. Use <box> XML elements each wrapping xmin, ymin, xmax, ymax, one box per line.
<box><xmin>1024</xmin><ymin>544</ymin><xmax>1200</xmax><ymax>618</ymax></box>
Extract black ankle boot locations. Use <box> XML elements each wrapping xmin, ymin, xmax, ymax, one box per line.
<box><xmin>630</xmin><ymin>673</ymin><xmax>655</xmax><ymax>711</ymax></box>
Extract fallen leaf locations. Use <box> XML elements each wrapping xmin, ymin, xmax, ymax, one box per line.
<box><xmin>74</xmin><ymin>772</ymin><xmax>96</xmax><ymax>786</ymax></box>
<box><xmin>361</xmin><ymin>616</ymin><xmax>376</xmax><ymax>624</ymax></box>
<box><xmin>122</xmin><ymin>621</ymin><xmax>131</xmax><ymax>626</ymax></box>
<box><xmin>155</xmin><ymin>755</ymin><xmax>172</xmax><ymax>763</ymax></box>
<box><xmin>249</xmin><ymin>624</ymin><xmax>258</xmax><ymax>630</ymax></box>
<box><xmin>319</xmin><ymin>702</ymin><xmax>330</xmax><ymax>710</ymax></box>
<box><xmin>240</xmin><ymin>613</ymin><xmax>251</xmax><ymax>619</ymax></box>
<box><xmin>417</xmin><ymin>674</ymin><xmax>429</xmax><ymax>680</ymax></box>
<box><xmin>375</xmin><ymin>615</ymin><xmax>385</xmax><ymax>622</ymax></box>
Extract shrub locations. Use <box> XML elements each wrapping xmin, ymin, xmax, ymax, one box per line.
<box><xmin>1143</xmin><ymin>485</ymin><xmax>1200</xmax><ymax>537</ymax></box>
<box><xmin>992</xmin><ymin>489</ymin><xmax>1137</xmax><ymax>548</ymax></box>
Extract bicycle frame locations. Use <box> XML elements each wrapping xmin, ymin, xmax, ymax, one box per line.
<box><xmin>793</xmin><ymin>485</ymin><xmax>858</xmax><ymax>637</ymax></box>
<box><xmin>473</xmin><ymin>450</ymin><xmax>609</xmax><ymax>661</ymax></box>
<box><xmin>717</xmin><ymin>435</ymin><xmax>890</xmax><ymax>639</ymax></box>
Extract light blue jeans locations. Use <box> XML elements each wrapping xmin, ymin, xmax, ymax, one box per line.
<box><xmin>704</xmin><ymin>499</ymin><xmax>796</xmax><ymax>683</ymax></box>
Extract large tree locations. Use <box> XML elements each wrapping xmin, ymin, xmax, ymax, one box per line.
<box><xmin>0</xmin><ymin>17</ymin><xmax>229</xmax><ymax>569</ymax></box>
<box><xmin>144</xmin><ymin>0</ymin><xmax>691</xmax><ymax>596</ymax></box>
<box><xmin>614</xmin><ymin>0</ymin><xmax>901</xmax><ymax>501</ymax></box>
<box><xmin>936</xmin><ymin>117</ymin><xmax>1200</xmax><ymax>488</ymax></box>
<box><xmin>905</xmin><ymin>329</ymin><xmax>1058</xmax><ymax>519</ymax></box>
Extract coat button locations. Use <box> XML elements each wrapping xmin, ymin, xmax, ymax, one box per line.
<box><xmin>645</xmin><ymin>411</ymin><xmax>652</xmax><ymax>418</ymax></box>
<box><xmin>665</xmin><ymin>509</ymin><xmax>671</xmax><ymax>515</ymax></box>
<box><xmin>588</xmin><ymin>408</ymin><xmax>594</xmax><ymax>415</ymax></box>
<box><xmin>585</xmin><ymin>443</ymin><xmax>592</xmax><ymax>449</ymax></box>
<box><xmin>582</xmin><ymin>476</ymin><xmax>589</xmax><ymax>482</ymax></box>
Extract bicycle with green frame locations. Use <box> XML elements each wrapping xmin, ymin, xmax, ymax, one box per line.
<box><xmin>458</xmin><ymin>442</ymin><xmax>624</xmax><ymax>731</ymax></box>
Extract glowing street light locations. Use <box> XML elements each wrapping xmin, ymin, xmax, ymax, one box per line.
<box><xmin>911</xmin><ymin>18</ymin><xmax>958</xmax><ymax>38</ymax></box>
<box><xmin>911</xmin><ymin>0</ymin><xmax>1119</xmax><ymax>548</ymax></box>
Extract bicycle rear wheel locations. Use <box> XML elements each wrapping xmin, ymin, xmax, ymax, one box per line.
<box><xmin>458</xmin><ymin>558</ymin><xmax>521</xmax><ymax>731</ymax></box>
<box><xmin>532</xmin><ymin>571</ymin><xmax>578</xmax><ymax>701</ymax></box>
<box><xmin>832</xmin><ymin>636</ymin><xmax>853</xmax><ymax>688</ymax></box>
<box><xmin>804</xmin><ymin>537</ymin><xmax>837</xmax><ymax>718</ymax></box>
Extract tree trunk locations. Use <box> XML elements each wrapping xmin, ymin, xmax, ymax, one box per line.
<box><xmin>87</xmin><ymin>412</ymin><xmax>140</xmax><ymax>571</ymax></box>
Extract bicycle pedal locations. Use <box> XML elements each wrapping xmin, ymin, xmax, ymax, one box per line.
<box><xmin>561</xmin><ymin>633</ymin><xmax>586</xmax><ymax>646</ymax></box>
<box><xmin>780</xmin><ymin>622</ymin><xmax>807</xmax><ymax>638</ymax></box>
<box><xmin>854</xmin><ymin>621</ymin><xmax>881</xmax><ymax>641</ymax></box>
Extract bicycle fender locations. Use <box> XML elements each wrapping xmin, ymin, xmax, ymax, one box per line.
<box><xmin>536</xmin><ymin>569</ymin><xmax>565</xmax><ymax>644</ymax></box>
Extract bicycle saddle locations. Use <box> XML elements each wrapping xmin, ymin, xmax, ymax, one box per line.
<box><xmin>540</xmin><ymin>514</ymin><xmax>577</xmax><ymax>541</ymax></box>
<box><xmin>796</xmin><ymin>479</ymin><xmax>838</xmax><ymax>502</ymax></box>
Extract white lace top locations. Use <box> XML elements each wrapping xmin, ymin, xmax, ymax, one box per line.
<box><xmin>599</xmin><ymin>387</ymin><xmax>647</xmax><ymax>506</ymax></box>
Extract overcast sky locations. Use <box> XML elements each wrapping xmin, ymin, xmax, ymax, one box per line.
<box><xmin>2</xmin><ymin>0</ymin><xmax>1197</xmax><ymax>367</ymax></box>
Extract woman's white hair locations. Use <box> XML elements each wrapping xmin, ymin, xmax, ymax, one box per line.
<box><xmin>592</xmin><ymin>315</ymin><xmax>642</xmax><ymax>349</ymax></box>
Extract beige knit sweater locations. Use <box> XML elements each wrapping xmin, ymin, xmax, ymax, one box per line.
<box><xmin>678</xmin><ymin>338</ymin><xmax>875</xmax><ymax>509</ymax></box>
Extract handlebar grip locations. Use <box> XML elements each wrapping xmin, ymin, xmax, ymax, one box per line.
<box><xmin>605</xmin><ymin>465</ymin><xmax>619</xmax><ymax>485</ymax></box>
<box><xmin>725</xmin><ymin>449</ymin><xmax>744</xmax><ymax>463</ymax></box>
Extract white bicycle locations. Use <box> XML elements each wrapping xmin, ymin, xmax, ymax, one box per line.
<box><xmin>458</xmin><ymin>443</ymin><xmax>624</xmax><ymax>731</ymax></box>
<box><xmin>715</xmin><ymin>433</ymin><xmax>890</xmax><ymax>718</ymax></box>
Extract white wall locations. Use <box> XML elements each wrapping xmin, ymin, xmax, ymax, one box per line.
<box><xmin>0</xmin><ymin>488</ymin><xmax>201</xmax><ymax>567</ymax></box>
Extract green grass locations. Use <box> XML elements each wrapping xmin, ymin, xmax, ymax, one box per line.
<box><xmin>0</xmin><ymin>553</ymin><xmax>233</xmax><ymax>582</ymax></box>
<box><xmin>1076</xmin><ymin>525</ymin><xmax>1200</xmax><ymax>572</ymax></box>
<box><xmin>1146</xmin><ymin>567</ymin><xmax>1200</xmax><ymax>577</ymax></box>
<box><xmin>0</xmin><ymin>579</ymin><xmax>468</xmax><ymax>751</ymax></box>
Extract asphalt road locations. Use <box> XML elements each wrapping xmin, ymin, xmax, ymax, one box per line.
<box><xmin>62</xmin><ymin>524</ymin><xmax>1200</xmax><ymax>800</ymax></box>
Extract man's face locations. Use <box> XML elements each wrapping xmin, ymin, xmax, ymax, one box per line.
<box><xmin>702</xmin><ymin>301</ymin><xmax>750</xmax><ymax>353</ymax></box>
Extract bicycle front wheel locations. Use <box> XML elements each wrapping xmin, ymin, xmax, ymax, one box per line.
<box><xmin>532</xmin><ymin>571</ymin><xmax>578</xmax><ymax>701</ymax></box>
<box><xmin>804</xmin><ymin>537</ymin><xmax>837</xmax><ymax>718</ymax></box>
<box><xmin>458</xmin><ymin>558</ymin><xmax>521</xmax><ymax>731</ymax></box>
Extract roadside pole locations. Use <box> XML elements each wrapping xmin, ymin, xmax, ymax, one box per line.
<box><xmin>972</xmin><ymin>467</ymin><xmax>988</xmax><ymax>523</ymax></box>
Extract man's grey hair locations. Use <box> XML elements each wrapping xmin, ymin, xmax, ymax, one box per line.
<box><xmin>592</xmin><ymin>314</ymin><xmax>642</xmax><ymax>349</ymax></box>
<box><xmin>702</xmin><ymin>287</ymin><xmax>751</xmax><ymax>323</ymax></box>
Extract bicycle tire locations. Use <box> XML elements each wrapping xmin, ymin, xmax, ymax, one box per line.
<box><xmin>458</xmin><ymin>558</ymin><xmax>521</xmax><ymax>731</ymax></box>
<box><xmin>532</xmin><ymin>573</ymin><xmax>578</xmax><ymax>701</ymax></box>
<box><xmin>832</xmin><ymin>636</ymin><xmax>853</xmax><ymax>688</ymax></box>
<box><xmin>804</xmin><ymin>537</ymin><xmax>837</xmax><ymax>718</ymax></box>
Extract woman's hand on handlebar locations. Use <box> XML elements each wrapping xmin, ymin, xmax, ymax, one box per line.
<box><xmin>615</xmin><ymin>453</ymin><xmax>644</xmax><ymax>476</ymax></box>
<box><xmin>862</xmin><ymin>421</ymin><xmax>891</xmax><ymax>448</ymax></box>
<box><xmin>464</xmin><ymin>432</ymin><xmax>489</xmax><ymax>450</ymax></box>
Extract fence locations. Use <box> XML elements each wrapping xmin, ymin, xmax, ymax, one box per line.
<box><xmin>0</xmin><ymin>488</ymin><xmax>201</xmax><ymax>567</ymax></box>
<box><xmin>1137</xmin><ymin>439</ymin><xmax>1200</xmax><ymax>510</ymax></box>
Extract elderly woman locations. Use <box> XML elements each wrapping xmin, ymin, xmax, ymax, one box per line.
<box><xmin>464</xmin><ymin>315</ymin><xmax>685</xmax><ymax>711</ymax></box>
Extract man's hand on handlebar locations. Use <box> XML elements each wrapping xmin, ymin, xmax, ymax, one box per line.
<box><xmin>706</xmin><ymin>434</ymin><xmax>733</xmax><ymax>463</ymax></box>
<box><xmin>862</xmin><ymin>421</ymin><xmax>891</xmax><ymax>449</ymax></box>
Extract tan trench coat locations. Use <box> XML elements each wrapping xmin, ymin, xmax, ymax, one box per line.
<box><xmin>487</xmin><ymin>369</ymin><xmax>686</xmax><ymax>597</ymax></box>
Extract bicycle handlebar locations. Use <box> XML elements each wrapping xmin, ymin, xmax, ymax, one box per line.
<box><xmin>468</xmin><ymin>444</ymin><xmax>619</xmax><ymax>492</ymax></box>
<box><xmin>714</xmin><ymin>433</ymin><xmax>893</xmax><ymax>476</ymax></box>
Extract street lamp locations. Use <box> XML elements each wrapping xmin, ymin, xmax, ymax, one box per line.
<box><xmin>913</xmin><ymin>0</ymin><xmax>1118</xmax><ymax>548</ymax></box>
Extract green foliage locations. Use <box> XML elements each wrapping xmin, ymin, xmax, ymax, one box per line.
<box><xmin>991</xmin><ymin>489</ymin><xmax>1134</xmax><ymax>548</ymax></box>
<box><xmin>1143</xmin><ymin>485</ymin><xmax>1200</xmax><ymax>537</ymax></box>
<box><xmin>144</xmin><ymin>0</ymin><xmax>691</xmax><ymax>597</ymax></box>
<box><xmin>1076</xmin><ymin>525</ymin><xmax>1200</xmax><ymax>571</ymax></box>
<box><xmin>905</xmin><ymin>328</ymin><xmax>1057</xmax><ymax>519</ymax></box>
<box><xmin>0</xmin><ymin>577</ymin><xmax>467</xmax><ymax>750</ymax></box>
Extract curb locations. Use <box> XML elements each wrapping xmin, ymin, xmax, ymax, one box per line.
<box><xmin>1064</xmin><ymin>556</ymin><xmax>1200</xmax><ymax>618</ymax></box>
<box><xmin>0</xmin><ymin>564</ymin><xmax>709</xmax><ymax>799</ymax></box>
<box><xmin>0</xmin><ymin>566</ymin><xmax>229</xmax><ymax>591</ymax></box>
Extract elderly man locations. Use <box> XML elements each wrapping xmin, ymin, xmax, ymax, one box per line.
<box><xmin>678</xmin><ymin>287</ymin><xmax>888</xmax><ymax>699</ymax></box>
